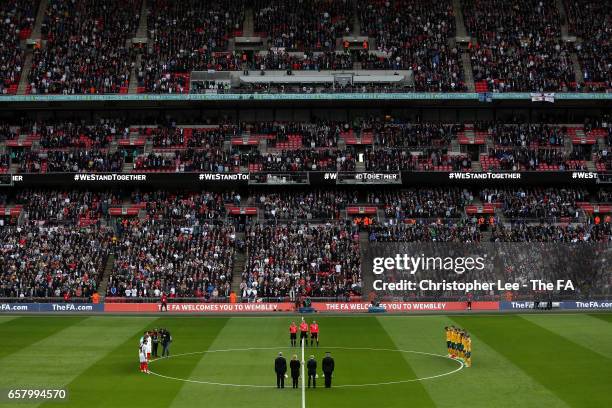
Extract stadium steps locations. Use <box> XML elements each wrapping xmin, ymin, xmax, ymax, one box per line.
<box><xmin>358</xmin><ymin>232</ymin><xmax>373</xmax><ymax>298</ymax></box>
<box><xmin>452</xmin><ymin>0</ymin><xmax>467</xmax><ymax>38</ymax></box>
<box><xmin>0</xmin><ymin>142</ymin><xmax>5</xmax><ymax>154</ymax></box>
<box><xmin>128</xmin><ymin>53</ymin><xmax>143</xmax><ymax>94</ymax></box>
<box><xmin>586</xmin><ymin>161</ymin><xmax>597</xmax><ymax>172</ymax></box>
<box><xmin>17</xmin><ymin>51</ymin><xmax>33</xmax><ymax>95</ymax></box>
<box><xmin>555</xmin><ymin>0</ymin><xmax>573</xmax><ymax>41</ymax></box>
<box><xmin>472</xmin><ymin>161</ymin><xmax>483</xmax><ymax>172</ymax></box>
<box><xmin>460</xmin><ymin>53</ymin><xmax>475</xmax><ymax>92</ymax></box>
<box><xmin>144</xmin><ymin>140</ymin><xmax>153</xmax><ymax>154</ymax></box>
<box><xmin>122</xmin><ymin>162</ymin><xmax>133</xmax><ymax>173</ymax></box>
<box><xmin>570</xmin><ymin>53</ymin><xmax>583</xmax><ymax>84</ymax></box>
<box><xmin>30</xmin><ymin>0</ymin><xmax>48</xmax><ymax>40</ymax></box>
<box><xmin>450</xmin><ymin>138</ymin><xmax>461</xmax><ymax>153</ymax></box>
<box><xmin>243</xmin><ymin>8</ymin><xmax>254</xmax><ymax>37</ymax></box>
<box><xmin>352</xmin><ymin>1</ymin><xmax>361</xmax><ymax>36</ymax></box>
<box><xmin>135</xmin><ymin>0</ymin><xmax>148</xmax><ymax>39</ymax></box>
<box><xmin>231</xmin><ymin>234</ymin><xmax>246</xmax><ymax>296</ymax></box>
<box><xmin>97</xmin><ymin>254</ymin><xmax>115</xmax><ymax>299</ymax></box>
<box><xmin>109</xmin><ymin>140</ymin><xmax>118</xmax><ymax>154</ymax></box>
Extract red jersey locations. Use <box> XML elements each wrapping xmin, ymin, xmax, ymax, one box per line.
<box><xmin>289</xmin><ymin>324</ymin><xmax>297</xmax><ymax>334</ymax></box>
<box><xmin>310</xmin><ymin>323</ymin><xmax>319</xmax><ymax>333</ymax></box>
<box><xmin>299</xmin><ymin>322</ymin><xmax>308</xmax><ymax>332</ymax></box>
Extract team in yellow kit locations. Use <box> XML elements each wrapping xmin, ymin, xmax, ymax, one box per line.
<box><xmin>445</xmin><ymin>326</ymin><xmax>472</xmax><ymax>367</ymax></box>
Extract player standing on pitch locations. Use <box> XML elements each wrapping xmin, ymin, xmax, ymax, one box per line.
<box><xmin>309</xmin><ymin>320</ymin><xmax>319</xmax><ymax>347</ymax></box>
<box><xmin>289</xmin><ymin>321</ymin><xmax>298</xmax><ymax>347</ymax></box>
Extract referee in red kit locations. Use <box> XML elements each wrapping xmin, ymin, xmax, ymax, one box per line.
<box><xmin>299</xmin><ymin>318</ymin><xmax>308</xmax><ymax>345</ymax></box>
<box><xmin>309</xmin><ymin>320</ymin><xmax>319</xmax><ymax>347</ymax></box>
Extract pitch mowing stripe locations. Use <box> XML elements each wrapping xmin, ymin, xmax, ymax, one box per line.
<box><xmin>168</xmin><ymin>317</ymin><xmax>298</xmax><ymax>408</ymax></box>
<box><xmin>0</xmin><ymin>316</ymin><xmax>86</xmax><ymax>362</ymax></box>
<box><xmin>523</xmin><ymin>314</ymin><xmax>612</xmax><ymax>361</ymax></box>
<box><xmin>451</xmin><ymin>315</ymin><xmax>612</xmax><ymax>407</ymax></box>
<box><xmin>305</xmin><ymin>316</ymin><xmax>437</xmax><ymax>408</ymax></box>
<box><xmin>46</xmin><ymin>317</ymin><xmax>229</xmax><ymax>408</ymax></box>
<box><xmin>380</xmin><ymin>315</ymin><xmax>570</xmax><ymax>408</ymax></box>
<box><xmin>589</xmin><ymin>312</ymin><xmax>612</xmax><ymax>324</ymax></box>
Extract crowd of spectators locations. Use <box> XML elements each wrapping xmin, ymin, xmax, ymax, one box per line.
<box><xmin>365</xmin><ymin>148</ymin><xmax>471</xmax><ymax>171</ymax></box>
<box><xmin>248</xmin><ymin>150</ymin><xmax>356</xmax><ymax>172</ymax></box>
<box><xmin>367</xmin><ymin>220</ymin><xmax>481</xmax><ymax>242</ymax></box>
<box><xmin>0</xmin><ymin>0</ymin><xmax>39</xmax><ymax>95</ymax></box>
<box><xmin>368</xmin><ymin>188</ymin><xmax>472</xmax><ymax>219</ymax></box>
<box><xmin>480</xmin><ymin>188</ymin><xmax>587</xmax><ymax>219</ymax></box>
<box><xmin>38</xmin><ymin>119</ymin><xmax>128</xmax><ymax>149</ymax></box>
<box><xmin>17</xmin><ymin>189</ymin><xmax>119</xmax><ymax>223</ymax></box>
<box><xmin>462</xmin><ymin>0</ymin><xmax>575</xmax><ymax>92</ymax></box>
<box><xmin>254</xmin><ymin>0</ymin><xmax>352</xmax><ymax>51</ymax></box>
<box><xmin>28</xmin><ymin>0</ymin><xmax>141</xmax><ymax>94</ymax></box>
<box><xmin>130</xmin><ymin>190</ymin><xmax>240</xmax><ymax>222</ymax></box>
<box><xmin>139</xmin><ymin>0</ymin><xmax>244</xmax><ymax>93</ymax></box>
<box><xmin>357</xmin><ymin>0</ymin><xmax>465</xmax><ymax>91</ymax></box>
<box><xmin>486</xmin><ymin>147</ymin><xmax>587</xmax><ymax>171</ymax></box>
<box><xmin>44</xmin><ymin>150</ymin><xmax>124</xmax><ymax>173</ymax></box>
<box><xmin>107</xmin><ymin>220</ymin><xmax>237</xmax><ymax>298</ymax></box>
<box><xmin>489</xmin><ymin>123</ymin><xmax>567</xmax><ymax>147</ymax></box>
<box><xmin>0</xmin><ymin>224</ymin><xmax>113</xmax><ymax>298</ymax></box>
<box><xmin>564</xmin><ymin>0</ymin><xmax>611</xmax><ymax>92</ymax></box>
<box><xmin>256</xmin><ymin>190</ymin><xmax>357</xmax><ymax>220</ymax></box>
<box><xmin>242</xmin><ymin>222</ymin><xmax>361</xmax><ymax>299</ymax></box>
<box><xmin>490</xmin><ymin>222</ymin><xmax>612</xmax><ymax>242</ymax></box>
<box><xmin>369</xmin><ymin>121</ymin><xmax>460</xmax><ymax>147</ymax></box>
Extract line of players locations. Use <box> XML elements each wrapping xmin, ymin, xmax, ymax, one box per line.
<box><xmin>445</xmin><ymin>326</ymin><xmax>472</xmax><ymax>367</ymax></box>
<box><xmin>138</xmin><ymin>329</ymin><xmax>173</xmax><ymax>374</ymax></box>
<box><xmin>290</xmin><ymin>318</ymin><xmax>319</xmax><ymax>347</ymax></box>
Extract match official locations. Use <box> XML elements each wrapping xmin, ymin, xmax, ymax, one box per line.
<box><xmin>290</xmin><ymin>355</ymin><xmax>300</xmax><ymax>388</ymax></box>
<box><xmin>322</xmin><ymin>352</ymin><xmax>335</xmax><ymax>388</ymax></box>
<box><xmin>307</xmin><ymin>355</ymin><xmax>317</xmax><ymax>388</ymax></box>
<box><xmin>275</xmin><ymin>352</ymin><xmax>287</xmax><ymax>389</ymax></box>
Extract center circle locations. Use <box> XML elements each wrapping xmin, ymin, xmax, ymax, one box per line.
<box><xmin>147</xmin><ymin>346</ymin><xmax>464</xmax><ymax>388</ymax></box>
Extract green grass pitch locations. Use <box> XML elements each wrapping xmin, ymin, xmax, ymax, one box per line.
<box><xmin>1</xmin><ymin>313</ymin><xmax>611</xmax><ymax>408</ymax></box>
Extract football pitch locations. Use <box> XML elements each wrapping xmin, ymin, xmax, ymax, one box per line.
<box><xmin>1</xmin><ymin>313</ymin><xmax>611</xmax><ymax>408</ymax></box>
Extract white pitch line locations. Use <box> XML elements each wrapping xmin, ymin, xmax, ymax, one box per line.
<box><xmin>301</xmin><ymin>339</ymin><xmax>306</xmax><ymax>408</ymax></box>
<box><xmin>147</xmin><ymin>346</ymin><xmax>464</xmax><ymax>388</ymax></box>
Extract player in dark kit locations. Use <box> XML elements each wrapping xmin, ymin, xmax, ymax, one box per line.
<box><xmin>290</xmin><ymin>355</ymin><xmax>301</xmax><ymax>388</ymax></box>
<box><xmin>322</xmin><ymin>352</ymin><xmax>335</xmax><ymax>388</ymax></box>
<box><xmin>274</xmin><ymin>352</ymin><xmax>287</xmax><ymax>389</ymax></box>
<box><xmin>289</xmin><ymin>321</ymin><xmax>298</xmax><ymax>347</ymax></box>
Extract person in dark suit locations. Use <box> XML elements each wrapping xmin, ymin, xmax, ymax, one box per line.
<box><xmin>274</xmin><ymin>352</ymin><xmax>287</xmax><ymax>388</ymax></box>
<box><xmin>307</xmin><ymin>355</ymin><xmax>317</xmax><ymax>388</ymax></box>
<box><xmin>322</xmin><ymin>352</ymin><xmax>335</xmax><ymax>388</ymax></box>
<box><xmin>290</xmin><ymin>355</ymin><xmax>301</xmax><ymax>388</ymax></box>
<box><xmin>151</xmin><ymin>329</ymin><xmax>159</xmax><ymax>358</ymax></box>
